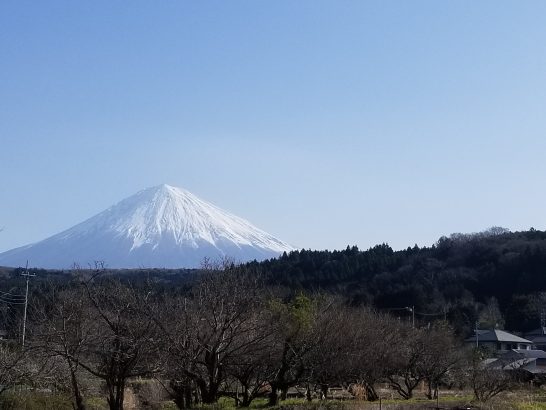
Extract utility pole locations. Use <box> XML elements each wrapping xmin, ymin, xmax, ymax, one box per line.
<box><xmin>406</xmin><ymin>306</ymin><xmax>415</xmax><ymax>328</ymax></box>
<box><xmin>21</xmin><ymin>261</ymin><xmax>35</xmax><ymax>348</ymax></box>
<box><xmin>475</xmin><ymin>321</ymin><xmax>479</xmax><ymax>348</ymax></box>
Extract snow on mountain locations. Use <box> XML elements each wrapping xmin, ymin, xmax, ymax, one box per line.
<box><xmin>0</xmin><ymin>184</ymin><xmax>295</xmax><ymax>269</ymax></box>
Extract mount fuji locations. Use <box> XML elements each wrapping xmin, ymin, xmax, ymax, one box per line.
<box><xmin>0</xmin><ymin>184</ymin><xmax>295</xmax><ymax>269</ymax></box>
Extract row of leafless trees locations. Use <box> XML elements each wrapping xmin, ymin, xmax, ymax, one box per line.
<box><xmin>0</xmin><ymin>261</ymin><xmax>512</xmax><ymax>410</ymax></box>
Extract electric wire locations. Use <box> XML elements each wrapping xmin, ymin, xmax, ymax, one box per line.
<box><xmin>0</xmin><ymin>295</ymin><xmax>25</xmax><ymax>304</ymax></box>
<box><xmin>0</xmin><ymin>296</ymin><xmax>25</xmax><ymax>305</ymax></box>
<box><xmin>0</xmin><ymin>289</ymin><xmax>25</xmax><ymax>300</ymax></box>
<box><xmin>415</xmin><ymin>311</ymin><xmax>446</xmax><ymax>316</ymax></box>
<box><xmin>0</xmin><ymin>296</ymin><xmax>25</xmax><ymax>303</ymax></box>
<box><xmin>0</xmin><ymin>289</ymin><xmax>26</xmax><ymax>304</ymax></box>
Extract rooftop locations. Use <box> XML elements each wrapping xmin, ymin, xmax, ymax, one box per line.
<box><xmin>465</xmin><ymin>329</ymin><xmax>533</xmax><ymax>344</ymax></box>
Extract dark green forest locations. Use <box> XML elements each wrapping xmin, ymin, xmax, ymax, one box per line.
<box><xmin>253</xmin><ymin>227</ymin><xmax>546</xmax><ymax>336</ymax></box>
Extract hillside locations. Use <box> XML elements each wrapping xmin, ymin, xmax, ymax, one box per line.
<box><xmin>252</xmin><ymin>227</ymin><xmax>546</xmax><ymax>335</ymax></box>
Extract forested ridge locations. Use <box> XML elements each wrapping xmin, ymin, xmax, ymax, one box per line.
<box><xmin>253</xmin><ymin>227</ymin><xmax>546</xmax><ymax>335</ymax></box>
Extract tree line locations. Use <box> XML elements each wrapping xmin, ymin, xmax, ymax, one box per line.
<box><xmin>251</xmin><ymin>227</ymin><xmax>546</xmax><ymax>335</ymax></box>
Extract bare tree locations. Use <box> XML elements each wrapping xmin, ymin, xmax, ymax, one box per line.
<box><xmin>0</xmin><ymin>344</ymin><xmax>27</xmax><ymax>397</ymax></box>
<box><xmin>384</xmin><ymin>324</ymin><xmax>426</xmax><ymax>400</ymax></box>
<box><xmin>153</xmin><ymin>294</ymin><xmax>195</xmax><ymax>409</ymax></box>
<box><xmin>76</xmin><ymin>279</ymin><xmax>162</xmax><ymax>410</ymax></box>
<box><xmin>348</xmin><ymin>309</ymin><xmax>399</xmax><ymax>401</ymax></box>
<box><xmin>31</xmin><ymin>284</ymin><xmax>90</xmax><ymax>410</ymax></box>
<box><xmin>417</xmin><ymin>323</ymin><xmax>462</xmax><ymax>400</ymax></box>
<box><xmin>0</xmin><ymin>343</ymin><xmax>55</xmax><ymax>404</ymax></box>
<box><xmin>468</xmin><ymin>350</ymin><xmax>513</xmax><ymax>402</ymax></box>
<box><xmin>222</xmin><ymin>306</ymin><xmax>278</xmax><ymax>407</ymax></box>
<box><xmin>157</xmin><ymin>260</ymin><xmax>266</xmax><ymax>406</ymax></box>
<box><xmin>381</xmin><ymin>321</ymin><xmax>462</xmax><ymax>400</ymax></box>
<box><xmin>304</xmin><ymin>301</ymin><xmax>350</xmax><ymax>400</ymax></box>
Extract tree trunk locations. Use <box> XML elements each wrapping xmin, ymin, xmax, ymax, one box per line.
<box><xmin>69</xmin><ymin>367</ymin><xmax>85</xmax><ymax>410</ymax></box>
<box><xmin>365</xmin><ymin>384</ymin><xmax>379</xmax><ymax>402</ymax></box>
<box><xmin>425</xmin><ymin>380</ymin><xmax>433</xmax><ymax>400</ymax></box>
<box><xmin>388</xmin><ymin>377</ymin><xmax>412</xmax><ymax>400</ymax></box>
<box><xmin>196</xmin><ymin>379</ymin><xmax>217</xmax><ymax>404</ymax></box>
<box><xmin>200</xmin><ymin>385</ymin><xmax>218</xmax><ymax>404</ymax></box>
<box><xmin>118</xmin><ymin>387</ymin><xmax>125</xmax><ymax>410</ymax></box>
<box><xmin>268</xmin><ymin>386</ymin><xmax>279</xmax><ymax>406</ymax></box>
<box><xmin>320</xmin><ymin>384</ymin><xmax>328</xmax><ymax>400</ymax></box>
<box><xmin>185</xmin><ymin>386</ymin><xmax>193</xmax><ymax>407</ymax></box>
<box><xmin>193</xmin><ymin>387</ymin><xmax>200</xmax><ymax>405</ymax></box>
<box><xmin>240</xmin><ymin>385</ymin><xmax>252</xmax><ymax>407</ymax></box>
<box><xmin>403</xmin><ymin>377</ymin><xmax>419</xmax><ymax>400</ymax></box>
<box><xmin>280</xmin><ymin>386</ymin><xmax>288</xmax><ymax>400</ymax></box>
<box><xmin>106</xmin><ymin>379</ymin><xmax>125</xmax><ymax>410</ymax></box>
<box><xmin>173</xmin><ymin>394</ymin><xmax>185</xmax><ymax>409</ymax></box>
<box><xmin>107</xmin><ymin>382</ymin><xmax>116</xmax><ymax>410</ymax></box>
<box><xmin>170</xmin><ymin>381</ymin><xmax>187</xmax><ymax>409</ymax></box>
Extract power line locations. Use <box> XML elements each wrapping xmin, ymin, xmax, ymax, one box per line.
<box><xmin>415</xmin><ymin>311</ymin><xmax>445</xmax><ymax>316</ymax></box>
<box><xmin>382</xmin><ymin>306</ymin><xmax>447</xmax><ymax>323</ymax></box>
<box><xmin>0</xmin><ymin>295</ymin><xmax>26</xmax><ymax>303</ymax></box>
<box><xmin>0</xmin><ymin>296</ymin><xmax>26</xmax><ymax>305</ymax></box>
<box><xmin>0</xmin><ymin>290</ymin><xmax>25</xmax><ymax>299</ymax></box>
<box><xmin>0</xmin><ymin>293</ymin><xmax>25</xmax><ymax>304</ymax></box>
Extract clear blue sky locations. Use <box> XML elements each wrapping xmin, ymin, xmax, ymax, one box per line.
<box><xmin>2</xmin><ymin>1</ymin><xmax>546</xmax><ymax>253</ymax></box>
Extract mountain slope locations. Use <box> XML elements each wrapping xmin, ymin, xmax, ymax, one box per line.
<box><xmin>0</xmin><ymin>184</ymin><xmax>294</xmax><ymax>269</ymax></box>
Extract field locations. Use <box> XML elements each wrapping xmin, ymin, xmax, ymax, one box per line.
<box><xmin>4</xmin><ymin>387</ymin><xmax>546</xmax><ymax>410</ymax></box>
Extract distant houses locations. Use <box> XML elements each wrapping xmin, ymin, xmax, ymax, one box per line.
<box><xmin>465</xmin><ymin>328</ymin><xmax>546</xmax><ymax>379</ymax></box>
<box><xmin>524</xmin><ymin>326</ymin><xmax>546</xmax><ymax>351</ymax></box>
<box><xmin>464</xmin><ymin>329</ymin><xmax>533</xmax><ymax>351</ymax></box>
<box><xmin>501</xmin><ymin>349</ymin><xmax>546</xmax><ymax>375</ymax></box>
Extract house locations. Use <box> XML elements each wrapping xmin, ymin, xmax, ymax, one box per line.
<box><xmin>525</xmin><ymin>327</ymin><xmax>546</xmax><ymax>351</ymax></box>
<box><xmin>483</xmin><ymin>349</ymin><xmax>546</xmax><ymax>379</ymax></box>
<box><xmin>502</xmin><ymin>349</ymin><xmax>546</xmax><ymax>374</ymax></box>
<box><xmin>464</xmin><ymin>329</ymin><xmax>533</xmax><ymax>351</ymax></box>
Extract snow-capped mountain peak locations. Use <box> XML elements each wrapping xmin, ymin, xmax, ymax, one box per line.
<box><xmin>0</xmin><ymin>184</ymin><xmax>294</xmax><ymax>269</ymax></box>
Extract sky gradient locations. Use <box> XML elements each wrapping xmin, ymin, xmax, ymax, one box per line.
<box><xmin>1</xmin><ymin>1</ymin><xmax>546</xmax><ymax>253</ymax></box>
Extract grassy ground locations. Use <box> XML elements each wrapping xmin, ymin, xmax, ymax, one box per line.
<box><xmin>3</xmin><ymin>389</ymin><xmax>546</xmax><ymax>410</ymax></box>
<box><xmin>193</xmin><ymin>395</ymin><xmax>474</xmax><ymax>410</ymax></box>
<box><xmin>192</xmin><ymin>390</ymin><xmax>546</xmax><ymax>410</ymax></box>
